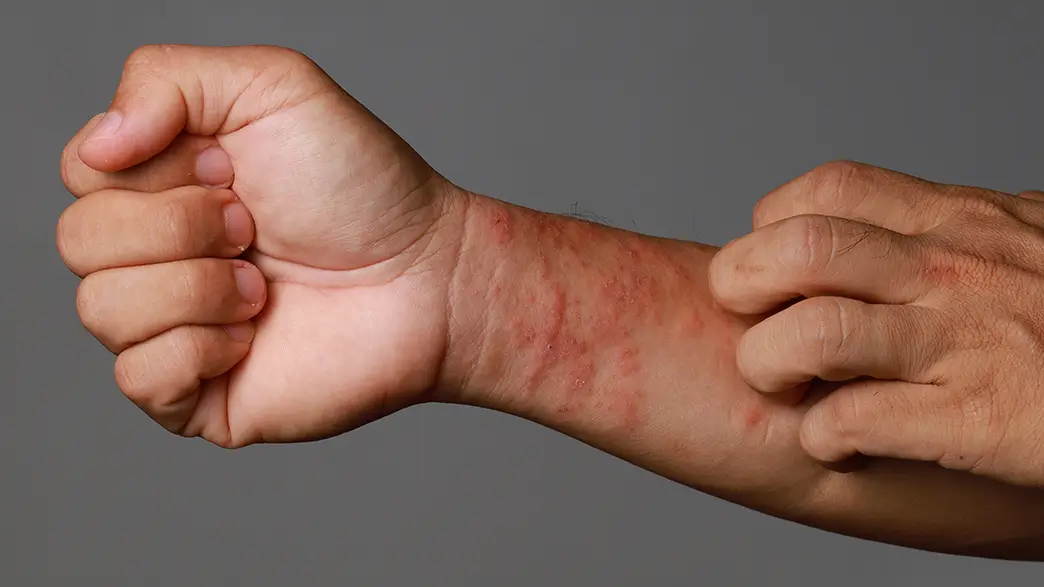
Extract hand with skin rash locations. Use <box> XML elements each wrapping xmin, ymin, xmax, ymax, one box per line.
<box><xmin>57</xmin><ymin>45</ymin><xmax>1044</xmax><ymax>561</ymax></box>
<box><xmin>710</xmin><ymin>161</ymin><xmax>1044</xmax><ymax>488</ymax></box>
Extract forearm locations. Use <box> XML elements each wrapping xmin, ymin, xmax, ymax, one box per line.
<box><xmin>437</xmin><ymin>191</ymin><xmax>1044</xmax><ymax>559</ymax></box>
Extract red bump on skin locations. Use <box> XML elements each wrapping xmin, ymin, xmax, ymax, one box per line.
<box><xmin>490</xmin><ymin>209</ymin><xmax>513</xmax><ymax>246</ymax></box>
<box><xmin>744</xmin><ymin>407</ymin><xmax>764</xmax><ymax>428</ymax></box>
<box><xmin>523</xmin><ymin>327</ymin><xmax>537</xmax><ymax>344</ymax></box>
<box><xmin>735</xmin><ymin>262</ymin><xmax>766</xmax><ymax>275</ymax></box>
<box><xmin>924</xmin><ymin>256</ymin><xmax>969</xmax><ymax>285</ymax></box>
<box><xmin>558</xmin><ymin>360</ymin><xmax>597</xmax><ymax>415</ymax></box>
<box><xmin>617</xmin><ymin>347</ymin><xmax>640</xmax><ymax>377</ymax></box>
<box><xmin>537</xmin><ymin>252</ymin><xmax>550</xmax><ymax>277</ymax></box>
<box><xmin>603</xmin><ymin>387</ymin><xmax>646</xmax><ymax>434</ymax></box>
<box><xmin>522</xmin><ymin>284</ymin><xmax>568</xmax><ymax>393</ymax></box>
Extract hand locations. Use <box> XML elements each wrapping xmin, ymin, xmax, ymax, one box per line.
<box><xmin>709</xmin><ymin>161</ymin><xmax>1044</xmax><ymax>487</ymax></box>
<box><xmin>58</xmin><ymin>45</ymin><xmax>466</xmax><ymax>447</ymax></box>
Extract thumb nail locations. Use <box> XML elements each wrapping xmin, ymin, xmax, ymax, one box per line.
<box><xmin>85</xmin><ymin>110</ymin><xmax>123</xmax><ymax>142</ymax></box>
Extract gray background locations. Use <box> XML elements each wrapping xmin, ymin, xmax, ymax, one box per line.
<box><xmin>4</xmin><ymin>1</ymin><xmax>1043</xmax><ymax>584</ymax></box>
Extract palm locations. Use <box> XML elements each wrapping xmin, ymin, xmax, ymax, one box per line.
<box><xmin>207</xmin><ymin>91</ymin><xmax>457</xmax><ymax>443</ymax></box>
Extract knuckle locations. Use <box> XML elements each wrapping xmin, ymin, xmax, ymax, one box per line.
<box><xmin>920</xmin><ymin>239</ymin><xmax>988</xmax><ymax>287</ymax></box>
<box><xmin>780</xmin><ymin>215</ymin><xmax>835</xmax><ymax>275</ymax></box>
<box><xmin>170</xmin><ymin>326</ymin><xmax>207</xmax><ymax>374</ymax></box>
<box><xmin>253</xmin><ymin>47</ymin><xmax>330</xmax><ymax>103</ymax></box>
<box><xmin>175</xmin><ymin>260</ymin><xmax>235</xmax><ymax>312</ymax></box>
<box><xmin>159</xmin><ymin>191</ymin><xmax>202</xmax><ymax>255</ymax></box>
<box><xmin>260</xmin><ymin>45</ymin><xmax>321</xmax><ymax>75</ymax></box>
<box><xmin>125</xmin><ymin>44</ymin><xmax>178</xmax><ymax>72</ymax></box>
<box><xmin>948</xmin><ymin>188</ymin><xmax>1017</xmax><ymax>222</ymax></box>
<box><xmin>805</xmin><ymin>160</ymin><xmax>867</xmax><ymax>208</ymax></box>
<box><xmin>273</xmin><ymin>45</ymin><xmax>313</xmax><ymax>65</ymax></box>
<box><xmin>946</xmin><ymin>382</ymin><xmax>1001</xmax><ymax>470</ymax></box>
<box><xmin>796</xmin><ymin>298</ymin><xmax>853</xmax><ymax>364</ymax></box>
<box><xmin>170</xmin><ymin>261</ymin><xmax>210</xmax><ymax>309</ymax></box>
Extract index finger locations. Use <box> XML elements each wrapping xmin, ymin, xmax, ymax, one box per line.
<box><xmin>76</xmin><ymin>44</ymin><xmax>336</xmax><ymax>173</ymax></box>
<box><xmin>753</xmin><ymin>161</ymin><xmax>948</xmax><ymax>234</ymax></box>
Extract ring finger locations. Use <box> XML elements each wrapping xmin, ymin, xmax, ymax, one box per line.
<box><xmin>736</xmin><ymin>296</ymin><xmax>945</xmax><ymax>395</ymax></box>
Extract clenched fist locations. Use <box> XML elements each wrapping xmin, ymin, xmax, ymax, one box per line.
<box><xmin>710</xmin><ymin>161</ymin><xmax>1044</xmax><ymax>487</ymax></box>
<box><xmin>58</xmin><ymin>45</ymin><xmax>466</xmax><ymax>447</ymax></box>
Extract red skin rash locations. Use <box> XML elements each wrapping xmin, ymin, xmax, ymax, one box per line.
<box><xmin>680</xmin><ymin>306</ymin><xmax>704</xmax><ymax>338</ymax></box>
<box><xmin>487</xmin><ymin>211</ymin><xmax>704</xmax><ymax>433</ymax></box>
<box><xmin>441</xmin><ymin>196</ymin><xmax>1044</xmax><ymax>556</ymax></box>
<box><xmin>490</xmin><ymin>209</ymin><xmax>513</xmax><ymax>247</ymax></box>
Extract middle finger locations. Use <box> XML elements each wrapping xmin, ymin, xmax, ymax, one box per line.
<box><xmin>76</xmin><ymin>258</ymin><xmax>267</xmax><ymax>353</ymax></box>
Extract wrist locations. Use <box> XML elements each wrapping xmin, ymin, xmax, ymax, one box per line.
<box><xmin>433</xmin><ymin>189</ymin><xmax>507</xmax><ymax>405</ymax></box>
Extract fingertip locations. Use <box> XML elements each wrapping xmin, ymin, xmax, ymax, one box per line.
<box><xmin>196</xmin><ymin>147</ymin><xmax>235</xmax><ymax>188</ymax></box>
<box><xmin>222</xmin><ymin>199</ymin><xmax>255</xmax><ymax>252</ymax></box>
<box><xmin>223</xmin><ymin>321</ymin><xmax>256</xmax><ymax>343</ymax></box>
<box><xmin>734</xmin><ymin>329</ymin><xmax>764</xmax><ymax>386</ymax></box>
<box><xmin>735</xmin><ymin>325</ymin><xmax>813</xmax><ymax>397</ymax></box>
<box><xmin>707</xmin><ymin>247</ymin><xmax>732</xmax><ymax>305</ymax></box>
<box><xmin>77</xmin><ymin>111</ymin><xmax>127</xmax><ymax>172</ymax></box>
<box><xmin>708</xmin><ymin>243</ymin><xmax>749</xmax><ymax>313</ymax></box>
<box><xmin>232</xmin><ymin>260</ymin><xmax>268</xmax><ymax>308</ymax></box>
<box><xmin>799</xmin><ymin>403</ymin><xmax>853</xmax><ymax>464</ymax></box>
<box><xmin>78</xmin><ymin>89</ymin><xmax>186</xmax><ymax>172</ymax></box>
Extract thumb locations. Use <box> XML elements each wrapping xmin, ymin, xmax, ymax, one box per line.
<box><xmin>77</xmin><ymin>44</ymin><xmax>332</xmax><ymax>172</ymax></box>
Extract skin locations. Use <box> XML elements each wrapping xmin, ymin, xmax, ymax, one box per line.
<box><xmin>58</xmin><ymin>45</ymin><xmax>1044</xmax><ymax>561</ymax></box>
<box><xmin>711</xmin><ymin>162</ymin><xmax>1044</xmax><ymax>489</ymax></box>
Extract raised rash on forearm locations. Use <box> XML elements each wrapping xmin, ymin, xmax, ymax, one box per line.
<box><xmin>437</xmin><ymin>191</ymin><xmax>1044</xmax><ymax>560</ymax></box>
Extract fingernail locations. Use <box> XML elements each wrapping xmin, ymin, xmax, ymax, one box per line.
<box><xmin>196</xmin><ymin>147</ymin><xmax>234</xmax><ymax>187</ymax></box>
<box><xmin>85</xmin><ymin>110</ymin><xmax>123</xmax><ymax>142</ymax></box>
<box><xmin>223</xmin><ymin>201</ymin><xmax>253</xmax><ymax>250</ymax></box>
<box><xmin>224</xmin><ymin>322</ymin><xmax>255</xmax><ymax>342</ymax></box>
<box><xmin>234</xmin><ymin>263</ymin><xmax>266</xmax><ymax>305</ymax></box>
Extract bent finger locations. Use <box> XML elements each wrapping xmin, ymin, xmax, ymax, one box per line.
<box><xmin>62</xmin><ymin>123</ymin><xmax>230</xmax><ymax>197</ymax></box>
<box><xmin>737</xmin><ymin>297</ymin><xmax>943</xmax><ymax>395</ymax></box>
<box><xmin>753</xmin><ymin>161</ymin><xmax>950</xmax><ymax>234</ymax></box>
<box><xmin>800</xmin><ymin>378</ymin><xmax>948</xmax><ymax>465</ymax></box>
<box><xmin>115</xmin><ymin>322</ymin><xmax>254</xmax><ymax>435</ymax></box>
<box><xmin>58</xmin><ymin>186</ymin><xmax>254</xmax><ymax>277</ymax></box>
<box><xmin>77</xmin><ymin>258</ymin><xmax>266</xmax><ymax>353</ymax></box>
<box><xmin>711</xmin><ymin>214</ymin><xmax>930</xmax><ymax>315</ymax></box>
